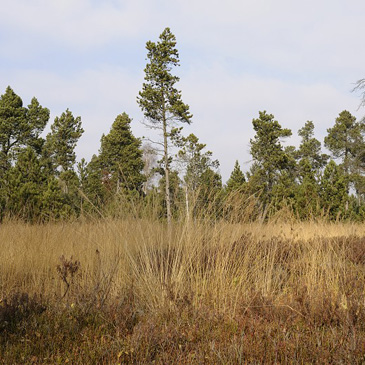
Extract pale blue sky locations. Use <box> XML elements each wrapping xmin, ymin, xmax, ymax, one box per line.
<box><xmin>1</xmin><ymin>0</ymin><xmax>364</xmax><ymax>181</ymax></box>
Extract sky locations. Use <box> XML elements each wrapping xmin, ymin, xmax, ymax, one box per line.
<box><xmin>1</xmin><ymin>0</ymin><xmax>364</xmax><ymax>182</ymax></box>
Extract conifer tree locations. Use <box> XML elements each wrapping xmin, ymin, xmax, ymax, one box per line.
<box><xmin>177</xmin><ymin>133</ymin><xmax>220</xmax><ymax>219</ymax></box>
<box><xmin>0</xmin><ymin>87</ymin><xmax>25</xmax><ymax>163</ymax></box>
<box><xmin>0</xmin><ymin>86</ymin><xmax>49</xmax><ymax>170</ymax></box>
<box><xmin>46</xmin><ymin>109</ymin><xmax>84</xmax><ymax>173</ymax></box>
<box><xmin>41</xmin><ymin>176</ymin><xmax>65</xmax><ymax>219</ymax></box>
<box><xmin>196</xmin><ymin>167</ymin><xmax>222</xmax><ymax>217</ymax></box>
<box><xmin>320</xmin><ymin>160</ymin><xmax>348</xmax><ymax>219</ymax></box>
<box><xmin>6</xmin><ymin>147</ymin><xmax>63</xmax><ymax>221</ymax></box>
<box><xmin>249</xmin><ymin>111</ymin><xmax>292</xmax><ymax>207</ymax></box>
<box><xmin>291</xmin><ymin>121</ymin><xmax>328</xmax><ymax>217</ymax></box>
<box><xmin>297</xmin><ymin>121</ymin><xmax>328</xmax><ymax>172</ymax></box>
<box><xmin>80</xmin><ymin>154</ymin><xmax>106</xmax><ymax>211</ymax></box>
<box><xmin>98</xmin><ymin>113</ymin><xmax>145</xmax><ymax>194</ymax></box>
<box><xmin>324</xmin><ymin>111</ymin><xmax>364</xmax><ymax>182</ymax></box>
<box><xmin>0</xmin><ymin>87</ymin><xmax>50</xmax><ymax>220</ymax></box>
<box><xmin>41</xmin><ymin>109</ymin><xmax>84</xmax><ymax>218</ymax></box>
<box><xmin>6</xmin><ymin>148</ymin><xmax>43</xmax><ymax>220</ymax></box>
<box><xmin>138</xmin><ymin>27</ymin><xmax>192</xmax><ymax>224</ymax></box>
<box><xmin>226</xmin><ymin>160</ymin><xmax>246</xmax><ymax>194</ymax></box>
<box><xmin>295</xmin><ymin>158</ymin><xmax>320</xmax><ymax>219</ymax></box>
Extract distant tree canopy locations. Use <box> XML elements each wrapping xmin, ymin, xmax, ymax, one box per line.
<box><xmin>1</xmin><ymin>84</ymin><xmax>364</xmax><ymax>222</ymax></box>
<box><xmin>0</xmin><ymin>41</ymin><xmax>364</xmax><ymax>222</ymax></box>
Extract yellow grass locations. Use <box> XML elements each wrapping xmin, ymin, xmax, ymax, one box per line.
<box><xmin>0</xmin><ymin>217</ymin><xmax>364</xmax><ymax>362</ymax></box>
<box><xmin>1</xmin><ymin>218</ymin><xmax>363</xmax><ymax>313</ymax></box>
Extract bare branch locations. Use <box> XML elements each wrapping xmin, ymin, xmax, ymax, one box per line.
<box><xmin>142</xmin><ymin>137</ymin><xmax>165</xmax><ymax>148</ymax></box>
<box><xmin>352</xmin><ymin>79</ymin><xmax>365</xmax><ymax>110</ymax></box>
<box><xmin>140</xmin><ymin>120</ymin><xmax>163</xmax><ymax>130</ymax></box>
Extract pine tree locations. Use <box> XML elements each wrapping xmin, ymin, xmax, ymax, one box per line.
<box><xmin>294</xmin><ymin>158</ymin><xmax>320</xmax><ymax>219</ymax></box>
<box><xmin>0</xmin><ymin>86</ymin><xmax>26</xmax><ymax>169</ymax></box>
<box><xmin>249</xmin><ymin>111</ymin><xmax>293</xmax><ymax>208</ymax></box>
<box><xmin>42</xmin><ymin>109</ymin><xmax>84</xmax><ymax>217</ymax></box>
<box><xmin>0</xmin><ymin>86</ymin><xmax>49</xmax><ymax>171</ymax></box>
<box><xmin>324</xmin><ymin>111</ymin><xmax>364</xmax><ymax>182</ymax></box>
<box><xmin>138</xmin><ymin>27</ymin><xmax>192</xmax><ymax>224</ymax></box>
<box><xmin>46</xmin><ymin>109</ymin><xmax>84</xmax><ymax>173</ymax></box>
<box><xmin>226</xmin><ymin>160</ymin><xmax>246</xmax><ymax>194</ymax></box>
<box><xmin>297</xmin><ymin>121</ymin><xmax>328</xmax><ymax>173</ymax></box>
<box><xmin>291</xmin><ymin>121</ymin><xmax>328</xmax><ymax>218</ymax></box>
<box><xmin>177</xmin><ymin>133</ymin><xmax>220</xmax><ymax>219</ymax></box>
<box><xmin>196</xmin><ymin>167</ymin><xmax>222</xmax><ymax>218</ymax></box>
<box><xmin>320</xmin><ymin>160</ymin><xmax>349</xmax><ymax>219</ymax></box>
<box><xmin>98</xmin><ymin>113</ymin><xmax>145</xmax><ymax>194</ymax></box>
<box><xmin>6</xmin><ymin>148</ymin><xmax>41</xmax><ymax>220</ymax></box>
<box><xmin>79</xmin><ymin>155</ymin><xmax>106</xmax><ymax>212</ymax></box>
<box><xmin>0</xmin><ymin>87</ymin><xmax>50</xmax><ymax>220</ymax></box>
<box><xmin>6</xmin><ymin>147</ymin><xmax>63</xmax><ymax>221</ymax></box>
<box><xmin>41</xmin><ymin>176</ymin><xmax>65</xmax><ymax>219</ymax></box>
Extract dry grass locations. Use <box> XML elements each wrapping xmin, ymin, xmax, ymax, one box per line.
<box><xmin>0</xmin><ymin>217</ymin><xmax>364</xmax><ymax>363</ymax></box>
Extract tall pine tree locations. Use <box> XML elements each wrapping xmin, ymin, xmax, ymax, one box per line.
<box><xmin>138</xmin><ymin>27</ymin><xmax>192</xmax><ymax>224</ymax></box>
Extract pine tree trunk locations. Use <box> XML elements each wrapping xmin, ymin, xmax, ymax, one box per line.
<box><xmin>163</xmin><ymin>117</ymin><xmax>172</xmax><ymax>225</ymax></box>
<box><xmin>344</xmin><ymin>146</ymin><xmax>349</xmax><ymax>211</ymax></box>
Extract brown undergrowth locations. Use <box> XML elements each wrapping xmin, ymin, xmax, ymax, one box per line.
<box><xmin>0</xmin><ymin>218</ymin><xmax>364</xmax><ymax>363</ymax></box>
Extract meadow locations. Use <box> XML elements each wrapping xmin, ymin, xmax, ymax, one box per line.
<box><xmin>0</xmin><ymin>216</ymin><xmax>364</xmax><ymax>363</ymax></box>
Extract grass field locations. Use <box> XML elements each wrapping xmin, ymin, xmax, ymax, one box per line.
<box><xmin>0</xmin><ymin>218</ymin><xmax>364</xmax><ymax>363</ymax></box>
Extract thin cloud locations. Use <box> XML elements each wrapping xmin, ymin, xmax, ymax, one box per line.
<box><xmin>0</xmin><ymin>0</ymin><xmax>152</xmax><ymax>49</ymax></box>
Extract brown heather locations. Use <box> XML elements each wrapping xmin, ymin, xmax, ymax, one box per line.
<box><xmin>0</xmin><ymin>216</ymin><xmax>364</xmax><ymax>363</ymax></box>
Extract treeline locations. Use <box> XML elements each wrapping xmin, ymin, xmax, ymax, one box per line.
<box><xmin>0</xmin><ymin>85</ymin><xmax>364</xmax><ymax>222</ymax></box>
<box><xmin>0</xmin><ymin>28</ymin><xmax>364</xmax><ymax>222</ymax></box>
